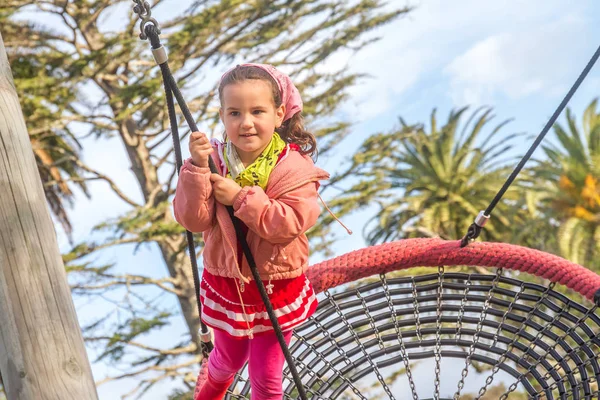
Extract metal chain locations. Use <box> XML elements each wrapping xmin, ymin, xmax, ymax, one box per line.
<box><xmin>474</xmin><ymin>282</ymin><xmax>528</xmax><ymax>399</ymax></box>
<box><xmin>542</xmin><ymin>331</ymin><xmax>599</xmax><ymax>382</ymax></box>
<box><xmin>290</xmin><ymin>328</ymin><xmax>368</xmax><ymax>399</ymax></box>
<box><xmin>453</xmin><ymin>268</ymin><xmax>504</xmax><ymax>399</ymax></box>
<box><xmin>460</xmin><ymin>43</ymin><xmax>600</xmax><ymax>244</ymax></box>
<box><xmin>492</xmin><ymin>283</ymin><xmax>526</xmax><ymax>348</ymax></box>
<box><xmin>499</xmin><ymin>304</ymin><xmax>599</xmax><ymax>400</ymax></box>
<box><xmin>380</xmin><ymin>274</ymin><xmax>419</xmax><ymax>400</ymax></box>
<box><xmin>433</xmin><ymin>266</ymin><xmax>444</xmax><ymax>400</ymax></box>
<box><xmin>282</xmin><ymin>354</ymin><xmax>327</xmax><ymax>399</ymax></box>
<box><xmin>131</xmin><ymin>0</ymin><xmax>161</xmax><ymax>39</ymax></box>
<box><xmin>411</xmin><ymin>277</ymin><xmax>423</xmax><ymax>341</ymax></box>
<box><xmin>325</xmin><ymin>290</ymin><xmax>397</xmax><ymax>400</ymax></box>
<box><xmin>307</xmin><ymin>316</ymin><xmax>352</xmax><ymax>367</ymax></box>
<box><xmin>356</xmin><ymin>290</ymin><xmax>385</xmax><ymax>350</ymax></box>
<box><xmin>536</xmin><ymin>347</ymin><xmax>598</xmax><ymax>397</ymax></box>
<box><xmin>498</xmin><ymin>293</ymin><xmax>583</xmax><ymax>400</ymax></box>
<box><xmin>455</xmin><ymin>275</ymin><xmax>472</xmax><ymax>341</ymax></box>
<box><xmin>534</xmin><ymin>354</ymin><xmax>598</xmax><ymax>398</ymax></box>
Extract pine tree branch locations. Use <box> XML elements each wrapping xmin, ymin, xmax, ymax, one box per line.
<box><xmin>65</xmin><ymin>158</ymin><xmax>142</xmax><ymax>208</ymax></box>
<box><xmin>178</xmin><ymin>11</ymin><xmax>266</xmax><ymax>82</ymax></box>
<box><xmin>67</xmin><ymin>237</ymin><xmax>142</xmax><ymax>259</ymax></box>
<box><xmin>95</xmin><ymin>357</ymin><xmax>200</xmax><ymax>387</ymax></box>
<box><xmin>165</xmin><ymin>164</ymin><xmax>179</xmax><ymax>197</ymax></box>
<box><xmin>148</xmin><ymin>130</ymin><xmax>176</xmax><ymax>153</ymax></box>
<box><xmin>28</xmin><ymin>113</ymin><xmax>118</xmax><ymax>136</ymax></box>
<box><xmin>86</xmin><ymin>337</ymin><xmax>196</xmax><ymax>356</ymax></box>
<box><xmin>71</xmin><ymin>273</ymin><xmax>182</xmax><ymax>296</ymax></box>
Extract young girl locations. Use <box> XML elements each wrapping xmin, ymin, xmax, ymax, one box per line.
<box><xmin>173</xmin><ymin>63</ymin><xmax>329</xmax><ymax>399</ymax></box>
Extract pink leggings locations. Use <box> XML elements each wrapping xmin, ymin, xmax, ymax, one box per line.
<box><xmin>208</xmin><ymin>329</ymin><xmax>293</xmax><ymax>400</ymax></box>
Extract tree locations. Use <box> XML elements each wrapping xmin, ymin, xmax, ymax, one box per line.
<box><xmin>0</xmin><ymin>30</ymin><xmax>97</xmax><ymax>399</ymax></box>
<box><xmin>0</xmin><ymin>6</ymin><xmax>90</xmax><ymax>240</ymax></box>
<box><xmin>2</xmin><ymin>0</ymin><xmax>409</xmax><ymax>397</ymax></box>
<box><xmin>533</xmin><ymin>99</ymin><xmax>600</xmax><ymax>270</ymax></box>
<box><xmin>319</xmin><ymin>107</ymin><xmax>524</xmax><ymax>245</ymax></box>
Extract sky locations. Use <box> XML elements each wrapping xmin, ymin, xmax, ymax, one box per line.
<box><xmin>12</xmin><ymin>0</ymin><xmax>600</xmax><ymax>398</ymax></box>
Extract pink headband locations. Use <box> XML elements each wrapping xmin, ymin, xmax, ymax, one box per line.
<box><xmin>221</xmin><ymin>63</ymin><xmax>303</xmax><ymax>122</ymax></box>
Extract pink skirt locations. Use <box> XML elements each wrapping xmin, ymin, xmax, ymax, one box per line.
<box><xmin>200</xmin><ymin>270</ymin><xmax>318</xmax><ymax>339</ymax></box>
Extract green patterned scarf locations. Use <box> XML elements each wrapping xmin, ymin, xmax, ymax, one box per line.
<box><xmin>224</xmin><ymin>132</ymin><xmax>286</xmax><ymax>189</ymax></box>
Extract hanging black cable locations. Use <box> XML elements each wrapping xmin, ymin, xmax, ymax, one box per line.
<box><xmin>162</xmin><ymin>71</ymin><xmax>214</xmax><ymax>358</ymax></box>
<box><xmin>134</xmin><ymin>10</ymin><xmax>309</xmax><ymax>398</ymax></box>
<box><xmin>461</xmin><ymin>43</ymin><xmax>600</xmax><ymax>247</ymax></box>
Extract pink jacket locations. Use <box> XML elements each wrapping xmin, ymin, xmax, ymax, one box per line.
<box><xmin>172</xmin><ymin>144</ymin><xmax>329</xmax><ymax>283</ymax></box>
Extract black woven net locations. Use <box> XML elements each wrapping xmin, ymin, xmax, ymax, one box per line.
<box><xmin>224</xmin><ymin>269</ymin><xmax>600</xmax><ymax>399</ymax></box>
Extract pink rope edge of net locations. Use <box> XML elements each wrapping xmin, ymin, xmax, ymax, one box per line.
<box><xmin>306</xmin><ymin>238</ymin><xmax>600</xmax><ymax>301</ymax></box>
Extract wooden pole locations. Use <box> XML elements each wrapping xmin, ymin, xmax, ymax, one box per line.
<box><xmin>0</xmin><ymin>31</ymin><xmax>98</xmax><ymax>399</ymax></box>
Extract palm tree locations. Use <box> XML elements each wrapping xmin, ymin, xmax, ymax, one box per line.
<box><xmin>534</xmin><ymin>99</ymin><xmax>600</xmax><ymax>269</ymax></box>
<box><xmin>323</xmin><ymin>107</ymin><xmax>524</xmax><ymax>244</ymax></box>
<box><xmin>31</xmin><ymin>131</ymin><xmax>89</xmax><ymax>240</ymax></box>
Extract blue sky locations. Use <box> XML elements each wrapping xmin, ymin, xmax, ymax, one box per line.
<box><xmin>41</xmin><ymin>0</ymin><xmax>600</xmax><ymax>398</ymax></box>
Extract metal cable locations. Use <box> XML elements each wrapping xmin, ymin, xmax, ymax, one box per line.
<box><xmin>461</xmin><ymin>43</ymin><xmax>600</xmax><ymax>247</ymax></box>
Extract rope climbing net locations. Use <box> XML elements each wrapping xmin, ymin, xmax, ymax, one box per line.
<box><xmin>225</xmin><ymin>239</ymin><xmax>600</xmax><ymax>399</ymax></box>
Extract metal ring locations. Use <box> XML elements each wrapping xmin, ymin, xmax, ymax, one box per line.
<box><xmin>138</xmin><ymin>17</ymin><xmax>161</xmax><ymax>40</ymax></box>
<box><xmin>132</xmin><ymin>0</ymin><xmax>161</xmax><ymax>40</ymax></box>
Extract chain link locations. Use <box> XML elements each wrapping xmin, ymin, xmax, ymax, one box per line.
<box><xmin>380</xmin><ymin>274</ymin><xmax>420</xmax><ymax>400</ymax></box>
<box><xmin>282</xmin><ymin>353</ymin><xmax>327</xmax><ymax>399</ymax></box>
<box><xmin>455</xmin><ymin>275</ymin><xmax>472</xmax><ymax>341</ymax></box>
<box><xmin>433</xmin><ymin>266</ymin><xmax>444</xmax><ymax>400</ymax></box>
<box><xmin>307</xmin><ymin>314</ymin><xmax>352</xmax><ymax>367</ymax></box>
<box><xmin>292</xmin><ymin>319</ymin><xmax>368</xmax><ymax>399</ymax></box>
<box><xmin>411</xmin><ymin>277</ymin><xmax>423</xmax><ymax>341</ymax></box>
<box><xmin>325</xmin><ymin>290</ymin><xmax>397</xmax><ymax>400</ymax></box>
<box><xmin>499</xmin><ymin>303</ymin><xmax>598</xmax><ymax>400</ymax></box>
<box><xmin>534</xmin><ymin>354</ymin><xmax>598</xmax><ymax>397</ymax></box>
<box><xmin>132</xmin><ymin>0</ymin><xmax>161</xmax><ymax>39</ymax></box>
<box><xmin>541</xmin><ymin>331</ymin><xmax>598</xmax><ymax>382</ymax></box>
<box><xmin>356</xmin><ymin>289</ymin><xmax>385</xmax><ymax>350</ymax></box>
<box><xmin>474</xmin><ymin>282</ymin><xmax>527</xmax><ymax>399</ymax></box>
<box><xmin>453</xmin><ymin>268</ymin><xmax>504</xmax><ymax>399</ymax></box>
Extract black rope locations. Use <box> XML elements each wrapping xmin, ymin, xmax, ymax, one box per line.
<box><xmin>143</xmin><ymin>23</ymin><xmax>309</xmax><ymax>400</ymax></box>
<box><xmin>160</xmin><ymin>64</ymin><xmax>213</xmax><ymax>358</ymax></box>
<box><xmin>461</xmin><ymin>43</ymin><xmax>600</xmax><ymax>247</ymax></box>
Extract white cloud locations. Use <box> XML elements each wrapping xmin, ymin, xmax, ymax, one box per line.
<box><xmin>326</xmin><ymin>0</ymin><xmax>587</xmax><ymax>120</ymax></box>
<box><xmin>444</xmin><ymin>12</ymin><xmax>590</xmax><ymax>106</ymax></box>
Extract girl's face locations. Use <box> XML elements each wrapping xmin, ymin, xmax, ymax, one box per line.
<box><xmin>220</xmin><ymin>79</ymin><xmax>285</xmax><ymax>166</ymax></box>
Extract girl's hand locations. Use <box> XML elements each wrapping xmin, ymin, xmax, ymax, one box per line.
<box><xmin>189</xmin><ymin>132</ymin><xmax>213</xmax><ymax>167</ymax></box>
<box><xmin>210</xmin><ymin>174</ymin><xmax>242</xmax><ymax>206</ymax></box>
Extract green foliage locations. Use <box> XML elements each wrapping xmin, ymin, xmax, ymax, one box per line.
<box><xmin>318</xmin><ymin>107</ymin><xmax>525</xmax><ymax>245</ymax></box>
<box><xmin>533</xmin><ymin>99</ymin><xmax>600</xmax><ymax>270</ymax></box>
<box><xmin>1</xmin><ymin>13</ymin><xmax>90</xmax><ymax>237</ymax></box>
<box><xmin>96</xmin><ymin>313</ymin><xmax>172</xmax><ymax>363</ymax></box>
<box><xmin>3</xmin><ymin>0</ymin><xmax>409</xmax><ymax>396</ymax></box>
<box><xmin>93</xmin><ymin>201</ymin><xmax>187</xmax><ymax>249</ymax></box>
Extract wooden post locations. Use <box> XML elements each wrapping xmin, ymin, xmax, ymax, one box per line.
<box><xmin>0</xmin><ymin>31</ymin><xmax>98</xmax><ymax>399</ymax></box>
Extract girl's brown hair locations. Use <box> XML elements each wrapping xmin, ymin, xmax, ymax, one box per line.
<box><xmin>218</xmin><ymin>65</ymin><xmax>317</xmax><ymax>158</ymax></box>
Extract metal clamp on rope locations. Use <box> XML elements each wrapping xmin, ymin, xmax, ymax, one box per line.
<box><xmin>198</xmin><ymin>327</ymin><xmax>214</xmax><ymax>357</ymax></box>
<box><xmin>460</xmin><ymin>211</ymin><xmax>490</xmax><ymax>247</ymax></box>
<box><xmin>199</xmin><ymin>327</ymin><xmax>212</xmax><ymax>344</ymax></box>
<box><xmin>474</xmin><ymin>211</ymin><xmax>490</xmax><ymax>228</ymax></box>
<box><xmin>132</xmin><ymin>0</ymin><xmax>161</xmax><ymax>40</ymax></box>
<box><xmin>152</xmin><ymin>45</ymin><xmax>168</xmax><ymax>65</ymax></box>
